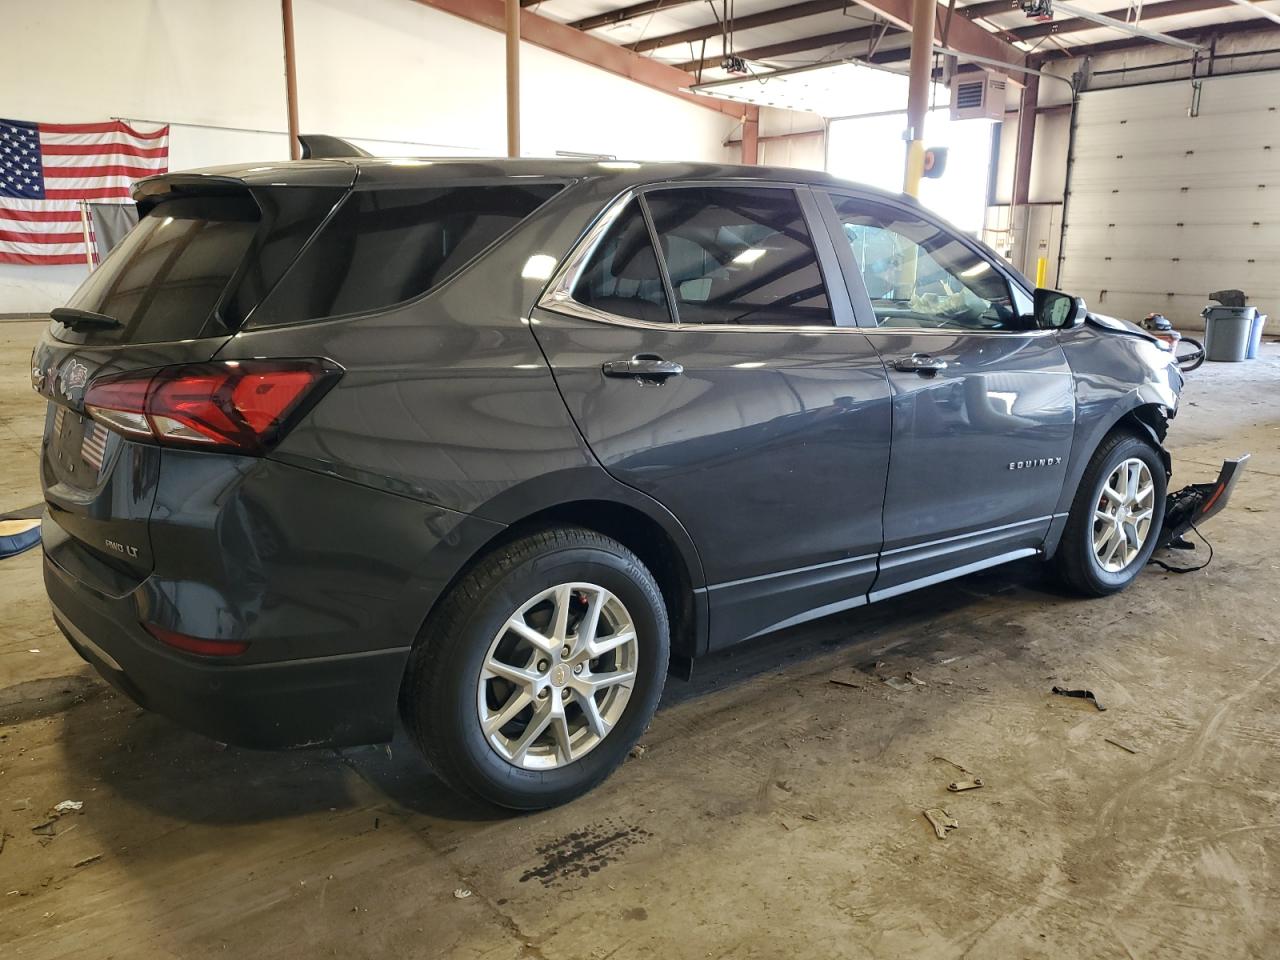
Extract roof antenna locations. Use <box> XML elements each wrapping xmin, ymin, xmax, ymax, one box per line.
<box><xmin>297</xmin><ymin>134</ymin><xmax>372</xmax><ymax>159</ymax></box>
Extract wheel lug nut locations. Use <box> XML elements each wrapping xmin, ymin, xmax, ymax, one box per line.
<box><xmin>537</xmin><ymin>660</ymin><xmax>549</xmax><ymax>672</ymax></box>
<box><xmin>561</xmin><ymin>645</ymin><xmax>571</xmax><ymax>658</ymax></box>
<box><xmin>537</xmin><ymin>688</ymin><xmax>549</xmax><ymax>700</ymax></box>
<box><xmin>573</xmin><ymin>664</ymin><xmax>583</xmax><ymax>675</ymax></box>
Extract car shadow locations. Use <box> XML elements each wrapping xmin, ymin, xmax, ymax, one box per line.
<box><xmin>54</xmin><ymin>559</ymin><xmax>1060</xmax><ymax>826</ymax></box>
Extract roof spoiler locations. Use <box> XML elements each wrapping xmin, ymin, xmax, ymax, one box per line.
<box><xmin>298</xmin><ymin>134</ymin><xmax>372</xmax><ymax>159</ymax></box>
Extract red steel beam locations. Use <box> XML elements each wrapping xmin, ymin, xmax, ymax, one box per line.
<box><xmin>676</xmin><ymin>23</ymin><xmax>889</xmax><ymax>72</ymax></box>
<box><xmin>410</xmin><ymin>0</ymin><xmax>743</xmax><ymax>116</ymax></box>
<box><xmin>856</xmin><ymin>0</ymin><xmax>1026</xmax><ymax>72</ymax></box>
<box><xmin>629</xmin><ymin>0</ymin><xmax>863</xmax><ymax>54</ymax></box>
<box><xmin>570</xmin><ymin>0</ymin><xmax>702</xmax><ymax>32</ymax></box>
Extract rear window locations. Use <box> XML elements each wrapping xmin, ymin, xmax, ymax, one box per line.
<box><xmin>249</xmin><ymin>183</ymin><xmax>563</xmax><ymax>326</ymax></box>
<box><xmin>63</xmin><ymin>194</ymin><xmax>259</xmax><ymax>343</ymax></box>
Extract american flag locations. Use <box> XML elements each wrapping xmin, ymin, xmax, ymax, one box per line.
<box><xmin>0</xmin><ymin>118</ymin><xmax>169</xmax><ymax>265</ymax></box>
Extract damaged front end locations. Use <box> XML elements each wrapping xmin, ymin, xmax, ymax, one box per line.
<box><xmin>1157</xmin><ymin>455</ymin><xmax>1250</xmax><ymax>550</ymax></box>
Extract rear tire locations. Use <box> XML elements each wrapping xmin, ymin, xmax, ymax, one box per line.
<box><xmin>1051</xmin><ymin>430</ymin><xmax>1167</xmax><ymax>596</ymax></box>
<box><xmin>401</xmin><ymin>527</ymin><xmax>668</xmax><ymax>810</ymax></box>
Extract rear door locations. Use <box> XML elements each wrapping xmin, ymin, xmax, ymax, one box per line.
<box><xmin>817</xmin><ymin>191</ymin><xmax>1075</xmax><ymax>599</ymax></box>
<box><xmin>35</xmin><ymin>182</ymin><xmax>346</xmax><ymax>587</ymax></box>
<box><xmin>533</xmin><ymin>183</ymin><xmax>892</xmax><ymax>650</ymax></box>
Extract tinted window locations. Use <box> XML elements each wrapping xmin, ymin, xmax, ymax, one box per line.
<box><xmin>571</xmin><ymin>200</ymin><xmax>671</xmax><ymax>324</ymax></box>
<box><xmin>64</xmin><ymin>193</ymin><xmax>259</xmax><ymax>343</ymax></box>
<box><xmin>830</xmin><ymin>197</ymin><xmax>1019</xmax><ymax>331</ymax></box>
<box><xmin>223</xmin><ymin>186</ymin><xmax>346</xmax><ymax>326</ymax></box>
<box><xmin>251</xmin><ymin>183</ymin><xmax>561</xmax><ymax>325</ymax></box>
<box><xmin>644</xmin><ymin>187</ymin><xmax>832</xmax><ymax>327</ymax></box>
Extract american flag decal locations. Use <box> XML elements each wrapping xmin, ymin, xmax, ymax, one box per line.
<box><xmin>0</xmin><ymin>118</ymin><xmax>169</xmax><ymax>265</ymax></box>
<box><xmin>81</xmin><ymin>421</ymin><xmax>108</xmax><ymax>474</ymax></box>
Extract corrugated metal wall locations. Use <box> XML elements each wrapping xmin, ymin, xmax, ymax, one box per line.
<box><xmin>1058</xmin><ymin>71</ymin><xmax>1280</xmax><ymax>330</ymax></box>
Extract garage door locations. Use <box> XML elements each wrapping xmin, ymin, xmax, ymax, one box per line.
<box><xmin>1058</xmin><ymin>71</ymin><xmax>1280</xmax><ymax>329</ymax></box>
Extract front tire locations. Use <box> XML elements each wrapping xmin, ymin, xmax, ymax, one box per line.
<box><xmin>1051</xmin><ymin>430</ymin><xmax>1167</xmax><ymax>596</ymax></box>
<box><xmin>401</xmin><ymin>527</ymin><xmax>669</xmax><ymax>810</ymax></box>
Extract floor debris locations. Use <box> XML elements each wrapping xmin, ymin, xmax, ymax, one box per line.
<box><xmin>628</xmin><ymin>744</ymin><xmax>646</xmax><ymax>760</ymax></box>
<box><xmin>827</xmin><ymin>678</ymin><xmax>860</xmax><ymax>689</ymax></box>
<box><xmin>453</xmin><ymin>888</ymin><xmax>472</xmax><ymax>900</ymax></box>
<box><xmin>883</xmin><ymin>677</ymin><xmax>916</xmax><ymax>692</ymax></box>
<box><xmin>72</xmin><ymin>854</ymin><xmax>102</xmax><ymax>869</ymax></box>
<box><xmin>923</xmin><ymin>808</ymin><xmax>959</xmax><ymax>840</ymax></box>
<box><xmin>905</xmin><ymin>672</ymin><xmax>927</xmax><ymax>686</ymax></box>
<box><xmin>947</xmin><ymin>778</ymin><xmax>984</xmax><ymax>792</ymax></box>
<box><xmin>1051</xmin><ymin>686</ymin><xmax>1106</xmax><ymax>711</ymax></box>
<box><xmin>51</xmin><ymin>800</ymin><xmax>83</xmax><ymax>815</ymax></box>
<box><xmin>931</xmin><ymin>756</ymin><xmax>971</xmax><ymax>774</ymax></box>
<box><xmin>1104</xmin><ymin>737</ymin><xmax>1139</xmax><ymax>754</ymax></box>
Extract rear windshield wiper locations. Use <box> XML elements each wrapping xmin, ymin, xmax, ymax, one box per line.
<box><xmin>50</xmin><ymin>307</ymin><xmax>121</xmax><ymax>330</ymax></box>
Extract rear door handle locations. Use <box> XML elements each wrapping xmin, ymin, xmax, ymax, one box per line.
<box><xmin>893</xmin><ymin>354</ymin><xmax>948</xmax><ymax>373</ymax></box>
<box><xmin>602</xmin><ymin>356</ymin><xmax>684</xmax><ymax>382</ymax></box>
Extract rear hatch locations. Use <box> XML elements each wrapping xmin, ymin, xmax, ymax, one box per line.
<box><xmin>35</xmin><ymin>165</ymin><xmax>354</xmax><ymax>590</ymax></box>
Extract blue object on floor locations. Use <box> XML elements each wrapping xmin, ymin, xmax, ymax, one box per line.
<box><xmin>0</xmin><ymin>519</ymin><xmax>41</xmax><ymax>559</ymax></box>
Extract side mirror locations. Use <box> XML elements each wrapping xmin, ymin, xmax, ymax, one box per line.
<box><xmin>1034</xmin><ymin>288</ymin><xmax>1087</xmax><ymax>330</ymax></box>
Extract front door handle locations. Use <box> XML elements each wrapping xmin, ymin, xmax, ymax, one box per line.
<box><xmin>602</xmin><ymin>355</ymin><xmax>685</xmax><ymax>382</ymax></box>
<box><xmin>893</xmin><ymin>354</ymin><xmax>948</xmax><ymax>374</ymax></box>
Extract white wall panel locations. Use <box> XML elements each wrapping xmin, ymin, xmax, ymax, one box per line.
<box><xmin>1058</xmin><ymin>71</ymin><xmax>1280</xmax><ymax>330</ymax></box>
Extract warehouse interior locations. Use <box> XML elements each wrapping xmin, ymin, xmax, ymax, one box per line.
<box><xmin>2</xmin><ymin>1</ymin><xmax>1279</xmax><ymax>957</ymax></box>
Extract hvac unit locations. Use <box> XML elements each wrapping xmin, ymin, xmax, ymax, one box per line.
<box><xmin>950</xmin><ymin>71</ymin><xmax>1007</xmax><ymax>121</ymax></box>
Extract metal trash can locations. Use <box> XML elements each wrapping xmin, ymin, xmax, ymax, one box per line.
<box><xmin>1202</xmin><ymin>305</ymin><xmax>1258</xmax><ymax>362</ymax></box>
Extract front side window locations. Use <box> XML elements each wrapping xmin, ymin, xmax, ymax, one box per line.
<box><xmin>644</xmin><ymin>186</ymin><xmax>832</xmax><ymax>327</ymax></box>
<box><xmin>571</xmin><ymin>200</ymin><xmax>671</xmax><ymax>324</ymax></box>
<box><xmin>830</xmin><ymin>196</ymin><xmax>1020</xmax><ymax>331</ymax></box>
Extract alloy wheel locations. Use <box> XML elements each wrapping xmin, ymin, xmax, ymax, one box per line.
<box><xmin>1092</xmin><ymin>457</ymin><xmax>1156</xmax><ymax>573</ymax></box>
<box><xmin>478</xmin><ymin>582</ymin><xmax>638</xmax><ymax>770</ymax></box>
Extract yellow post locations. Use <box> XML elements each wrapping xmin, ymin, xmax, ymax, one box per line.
<box><xmin>1035</xmin><ymin>256</ymin><xmax>1048</xmax><ymax>289</ymax></box>
<box><xmin>903</xmin><ymin>0</ymin><xmax>938</xmax><ymax>198</ymax></box>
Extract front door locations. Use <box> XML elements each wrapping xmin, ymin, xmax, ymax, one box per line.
<box><xmin>533</xmin><ymin>184</ymin><xmax>892</xmax><ymax>649</ymax></box>
<box><xmin>819</xmin><ymin>192</ymin><xmax>1076</xmax><ymax>599</ymax></box>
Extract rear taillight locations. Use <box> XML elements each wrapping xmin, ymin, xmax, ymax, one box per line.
<box><xmin>84</xmin><ymin>359</ymin><xmax>340</xmax><ymax>454</ymax></box>
<box><xmin>143</xmin><ymin>622</ymin><xmax>250</xmax><ymax>657</ymax></box>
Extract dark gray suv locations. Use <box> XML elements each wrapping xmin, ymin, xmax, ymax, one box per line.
<box><xmin>34</xmin><ymin>158</ymin><xmax>1186</xmax><ymax>809</ymax></box>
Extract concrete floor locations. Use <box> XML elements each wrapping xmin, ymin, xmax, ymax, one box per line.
<box><xmin>1</xmin><ymin>316</ymin><xmax>1277</xmax><ymax>959</ymax></box>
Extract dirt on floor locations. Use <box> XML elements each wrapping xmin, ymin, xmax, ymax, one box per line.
<box><xmin>1</xmin><ymin>317</ymin><xmax>1277</xmax><ymax>959</ymax></box>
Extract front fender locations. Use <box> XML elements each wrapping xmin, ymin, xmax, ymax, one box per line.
<box><xmin>1044</xmin><ymin>328</ymin><xmax>1183</xmax><ymax>557</ymax></box>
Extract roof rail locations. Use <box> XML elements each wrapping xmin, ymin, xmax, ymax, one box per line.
<box><xmin>297</xmin><ymin>134</ymin><xmax>372</xmax><ymax>159</ymax></box>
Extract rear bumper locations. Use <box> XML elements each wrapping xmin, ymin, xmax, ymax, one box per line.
<box><xmin>47</xmin><ymin>551</ymin><xmax>408</xmax><ymax>748</ymax></box>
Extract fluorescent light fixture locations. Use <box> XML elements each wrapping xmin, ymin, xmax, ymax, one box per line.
<box><xmin>521</xmin><ymin>254</ymin><xmax>559</xmax><ymax>280</ymax></box>
<box><xmin>733</xmin><ymin>247</ymin><xmax>767</xmax><ymax>265</ymax></box>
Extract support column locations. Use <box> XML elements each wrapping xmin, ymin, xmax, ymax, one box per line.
<box><xmin>281</xmin><ymin>0</ymin><xmax>301</xmax><ymax>160</ymax></box>
<box><xmin>1012</xmin><ymin>69</ymin><xmax>1039</xmax><ymax>206</ymax></box>
<box><xmin>742</xmin><ymin>106</ymin><xmax>759</xmax><ymax>166</ymax></box>
<box><xmin>506</xmin><ymin>0</ymin><xmax>521</xmax><ymax>158</ymax></box>
<box><xmin>902</xmin><ymin>0</ymin><xmax>937</xmax><ymax>197</ymax></box>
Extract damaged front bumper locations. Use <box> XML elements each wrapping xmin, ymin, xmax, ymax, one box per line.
<box><xmin>1157</xmin><ymin>455</ymin><xmax>1250</xmax><ymax>549</ymax></box>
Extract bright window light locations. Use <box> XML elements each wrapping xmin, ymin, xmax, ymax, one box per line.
<box><xmin>733</xmin><ymin>247</ymin><xmax>767</xmax><ymax>265</ymax></box>
<box><xmin>827</xmin><ymin>110</ymin><xmax>996</xmax><ymax>234</ymax></box>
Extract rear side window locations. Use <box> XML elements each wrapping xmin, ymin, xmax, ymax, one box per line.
<box><xmin>64</xmin><ymin>194</ymin><xmax>259</xmax><ymax>343</ymax></box>
<box><xmin>571</xmin><ymin>200</ymin><xmax>671</xmax><ymax>324</ymax></box>
<box><xmin>250</xmin><ymin>183</ymin><xmax>562</xmax><ymax>326</ymax></box>
<box><xmin>644</xmin><ymin>187</ymin><xmax>832</xmax><ymax>327</ymax></box>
